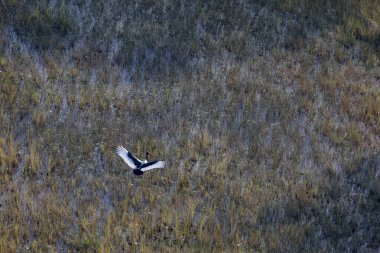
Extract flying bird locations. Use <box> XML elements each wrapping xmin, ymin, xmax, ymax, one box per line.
<box><xmin>116</xmin><ymin>146</ymin><xmax>166</xmax><ymax>175</ymax></box>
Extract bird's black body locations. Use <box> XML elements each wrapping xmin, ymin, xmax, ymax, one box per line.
<box><xmin>133</xmin><ymin>169</ymin><xmax>144</xmax><ymax>176</ymax></box>
<box><xmin>133</xmin><ymin>161</ymin><xmax>160</xmax><ymax>176</ymax></box>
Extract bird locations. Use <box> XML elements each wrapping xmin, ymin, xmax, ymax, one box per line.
<box><xmin>116</xmin><ymin>146</ymin><xmax>166</xmax><ymax>176</ymax></box>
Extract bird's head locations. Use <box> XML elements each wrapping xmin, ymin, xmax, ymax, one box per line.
<box><xmin>145</xmin><ymin>151</ymin><xmax>155</xmax><ymax>160</ymax></box>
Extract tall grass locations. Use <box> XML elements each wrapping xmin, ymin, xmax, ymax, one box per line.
<box><xmin>0</xmin><ymin>0</ymin><xmax>379</xmax><ymax>252</ymax></box>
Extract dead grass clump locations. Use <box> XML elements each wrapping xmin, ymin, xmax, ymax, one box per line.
<box><xmin>309</xmin><ymin>37</ymin><xmax>330</xmax><ymax>60</ymax></box>
<box><xmin>0</xmin><ymin>135</ymin><xmax>18</xmax><ymax>177</ymax></box>
<box><xmin>79</xmin><ymin>86</ymin><xmax>93</xmax><ymax>110</ymax></box>
<box><xmin>0</xmin><ymin>70</ymin><xmax>18</xmax><ymax>105</ymax></box>
<box><xmin>196</xmin><ymin>131</ymin><xmax>210</xmax><ymax>156</ymax></box>
<box><xmin>32</xmin><ymin>110</ymin><xmax>47</xmax><ymax>128</ymax></box>
<box><xmin>362</xmin><ymin>93</ymin><xmax>380</xmax><ymax>132</ymax></box>
<box><xmin>0</xmin><ymin>184</ymin><xmax>27</xmax><ymax>252</ymax></box>
<box><xmin>25</xmin><ymin>140</ymin><xmax>41</xmax><ymax>176</ymax></box>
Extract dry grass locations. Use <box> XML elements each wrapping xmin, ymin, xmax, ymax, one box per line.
<box><xmin>0</xmin><ymin>135</ymin><xmax>18</xmax><ymax>178</ymax></box>
<box><xmin>0</xmin><ymin>0</ymin><xmax>379</xmax><ymax>252</ymax></box>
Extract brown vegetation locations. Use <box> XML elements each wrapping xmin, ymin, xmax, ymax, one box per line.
<box><xmin>0</xmin><ymin>0</ymin><xmax>379</xmax><ymax>252</ymax></box>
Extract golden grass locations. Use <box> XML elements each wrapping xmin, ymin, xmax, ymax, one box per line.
<box><xmin>25</xmin><ymin>140</ymin><xmax>40</xmax><ymax>176</ymax></box>
<box><xmin>0</xmin><ymin>1</ymin><xmax>379</xmax><ymax>252</ymax></box>
<box><xmin>0</xmin><ymin>135</ymin><xmax>18</xmax><ymax>177</ymax></box>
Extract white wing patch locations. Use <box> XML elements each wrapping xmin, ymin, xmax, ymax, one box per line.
<box><xmin>116</xmin><ymin>146</ymin><xmax>142</xmax><ymax>169</ymax></box>
<box><xmin>140</xmin><ymin>161</ymin><xmax>166</xmax><ymax>172</ymax></box>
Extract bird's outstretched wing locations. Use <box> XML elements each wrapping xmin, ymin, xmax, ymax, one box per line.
<box><xmin>140</xmin><ymin>161</ymin><xmax>166</xmax><ymax>172</ymax></box>
<box><xmin>116</xmin><ymin>146</ymin><xmax>142</xmax><ymax>169</ymax></box>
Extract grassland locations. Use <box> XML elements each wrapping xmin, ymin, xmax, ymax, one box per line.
<box><xmin>0</xmin><ymin>0</ymin><xmax>379</xmax><ymax>252</ymax></box>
